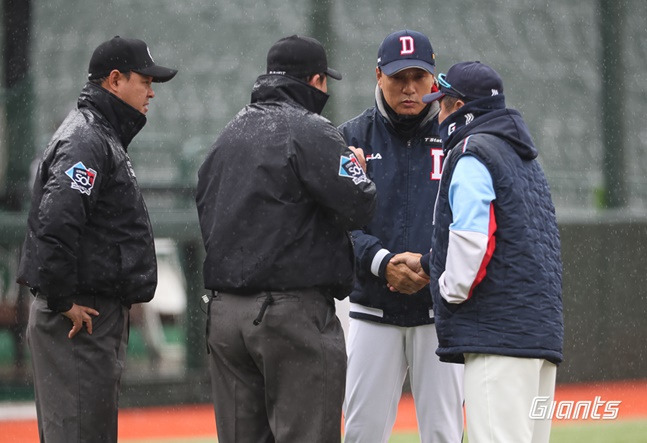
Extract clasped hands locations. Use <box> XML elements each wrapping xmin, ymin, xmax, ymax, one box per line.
<box><xmin>385</xmin><ymin>252</ymin><xmax>430</xmax><ymax>295</ymax></box>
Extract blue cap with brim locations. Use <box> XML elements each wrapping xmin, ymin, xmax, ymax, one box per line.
<box><xmin>422</xmin><ymin>90</ymin><xmax>445</xmax><ymax>103</ymax></box>
<box><xmin>378</xmin><ymin>30</ymin><xmax>435</xmax><ymax>76</ymax></box>
<box><xmin>423</xmin><ymin>61</ymin><xmax>503</xmax><ymax>103</ymax></box>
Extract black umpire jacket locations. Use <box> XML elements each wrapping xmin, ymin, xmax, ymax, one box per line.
<box><xmin>196</xmin><ymin>74</ymin><xmax>377</xmax><ymax>298</ymax></box>
<box><xmin>17</xmin><ymin>82</ymin><xmax>157</xmax><ymax>312</ymax></box>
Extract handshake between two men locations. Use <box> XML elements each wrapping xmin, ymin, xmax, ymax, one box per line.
<box><xmin>386</xmin><ymin>252</ymin><xmax>430</xmax><ymax>295</ymax></box>
<box><xmin>347</xmin><ymin>146</ymin><xmax>429</xmax><ymax>296</ymax></box>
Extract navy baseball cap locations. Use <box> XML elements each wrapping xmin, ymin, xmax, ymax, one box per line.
<box><xmin>267</xmin><ymin>35</ymin><xmax>342</xmax><ymax>80</ymax></box>
<box><xmin>88</xmin><ymin>36</ymin><xmax>177</xmax><ymax>82</ymax></box>
<box><xmin>377</xmin><ymin>30</ymin><xmax>435</xmax><ymax>75</ymax></box>
<box><xmin>423</xmin><ymin>61</ymin><xmax>503</xmax><ymax>103</ymax></box>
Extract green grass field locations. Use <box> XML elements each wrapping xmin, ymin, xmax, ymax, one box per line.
<box><xmin>117</xmin><ymin>418</ymin><xmax>647</xmax><ymax>443</ymax></box>
<box><xmin>547</xmin><ymin>419</ymin><xmax>647</xmax><ymax>443</ymax></box>
<box><xmin>401</xmin><ymin>420</ymin><xmax>647</xmax><ymax>443</ymax></box>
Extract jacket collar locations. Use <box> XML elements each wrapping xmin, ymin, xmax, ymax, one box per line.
<box><xmin>439</xmin><ymin>94</ymin><xmax>538</xmax><ymax>160</ymax></box>
<box><xmin>440</xmin><ymin>94</ymin><xmax>506</xmax><ymax>152</ymax></box>
<box><xmin>77</xmin><ymin>82</ymin><xmax>147</xmax><ymax>150</ymax></box>
<box><xmin>251</xmin><ymin>74</ymin><xmax>329</xmax><ymax>115</ymax></box>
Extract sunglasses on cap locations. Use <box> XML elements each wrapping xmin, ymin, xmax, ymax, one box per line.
<box><xmin>437</xmin><ymin>73</ymin><xmax>467</xmax><ymax>99</ymax></box>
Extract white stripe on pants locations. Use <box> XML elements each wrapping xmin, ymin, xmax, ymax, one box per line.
<box><xmin>464</xmin><ymin>354</ymin><xmax>556</xmax><ymax>443</ymax></box>
<box><xmin>343</xmin><ymin>318</ymin><xmax>464</xmax><ymax>443</ymax></box>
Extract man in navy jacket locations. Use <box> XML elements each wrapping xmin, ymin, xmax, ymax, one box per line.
<box><xmin>400</xmin><ymin>61</ymin><xmax>563</xmax><ymax>443</ymax></box>
<box><xmin>340</xmin><ymin>30</ymin><xmax>464</xmax><ymax>443</ymax></box>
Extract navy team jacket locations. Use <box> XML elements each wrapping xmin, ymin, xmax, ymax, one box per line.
<box><xmin>339</xmin><ymin>88</ymin><xmax>443</xmax><ymax>326</ymax></box>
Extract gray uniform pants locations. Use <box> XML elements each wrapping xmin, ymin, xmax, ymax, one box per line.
<box><xmin>27</xmin><ymin>295</ymin><xmax>129</xmax><ymax>443</ymax></box>
<box><xmin>207</xmin><ymin>289</ymin><xmax>346</xmax><ymax>443</ymax></box>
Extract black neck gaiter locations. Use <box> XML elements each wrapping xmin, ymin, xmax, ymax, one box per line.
<box><xmin>381</xmin><ymin>90</ymin><xmax>431</xmax><ymax>139</ymax></box>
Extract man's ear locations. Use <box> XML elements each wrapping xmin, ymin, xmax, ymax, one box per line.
<box><xmin>307</xmin><ymin>73</ymin><xmax>323</xmax><ymax>88</ymax></box>
<box><xmin>102</xmin><ymin>70</ymin><xmax>122</xmax><ymax>93</ymax></box>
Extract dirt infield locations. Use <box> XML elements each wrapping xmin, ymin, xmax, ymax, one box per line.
<box><xmin>2</xmin><ymin>379</ymin><xmax>646</xmax><ymax>441</ymax></box>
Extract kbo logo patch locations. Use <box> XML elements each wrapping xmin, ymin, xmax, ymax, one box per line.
<box><xmin>65</xmin><ymin>161</ymin><xmax>97</xmax><ymax>195</ymax></box>
<box><xmin>339</xmin><ymin>154</ymin><xmax>369</xmax><ymax>185</ymax></box>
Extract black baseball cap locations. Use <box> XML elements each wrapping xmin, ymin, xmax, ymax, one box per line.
<box><xmin>377</xmin><ymin>29</ymin><xmax>435</xmax><ymax>75</ymax></box>
<box><xmin>88</xmin><ymin>36</ymin><xmax>178</xmax><ymax>83</ymax></box>
<box><xmin>423</xmin><ymin>61</ymin><xmax>503</xmax><ymax>103</ymax></box>
<box><xmin>266</xmin><ymin>35</ymin><xmax>342</xmax><ymax>80</ymax></box>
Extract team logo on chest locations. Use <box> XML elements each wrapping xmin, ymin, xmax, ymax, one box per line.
<box><xmin>65</xmin><ymin>161</ymin><xmax>97</xmax><ymax>195</ymax></box>
<box><xmin>339</xmin><ymin>153</ymin><xmax>369</xmax><ymax>184</ymax></box>
<box><xmin>430</xmin><ymin>148</ymin><xmax>444</xmax><ymax>180</ymax></box>
<box><xmin>424</xmin><ymin>138</ymin><xmax>444</xmax><ymax>181</ymax></box>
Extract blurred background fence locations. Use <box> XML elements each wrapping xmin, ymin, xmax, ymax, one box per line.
<box><xmin>0</xmin><ymin>0</ymin><xmax>646</xmax><ymax>406</ymax></box>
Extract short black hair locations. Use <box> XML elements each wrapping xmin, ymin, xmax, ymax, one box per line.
<box><xmin>440</xmin><ymin>95</ymin><xmax>462</xmax><ymax>108</ymax></box>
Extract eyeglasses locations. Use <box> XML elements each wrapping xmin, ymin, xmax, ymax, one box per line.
<box><xmin>437</xmin><ymin>73</ymin><xmax>466</xmax><ymax>98</ymax></box>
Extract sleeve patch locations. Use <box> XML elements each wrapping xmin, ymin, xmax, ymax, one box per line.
<box><xmin>65</xmin><ymin>161</ymin><xmax>97</xmax><ymax>195</ymax></box>
<box><xmin>339</xmin><ymin>154</ymin><xmax>369</xmax><ymax>184</ymax></box>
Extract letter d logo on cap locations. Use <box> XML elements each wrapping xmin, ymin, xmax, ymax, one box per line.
<box><xmin>400</xmin><ymin>36</ymin><xmax>415</xmax><ymax>55</ymax></box>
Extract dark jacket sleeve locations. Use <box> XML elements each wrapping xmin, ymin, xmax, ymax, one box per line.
<box><xmin>35</xmin><ymin>136</ymin><xmax>106</xmax><ymax>311</ymax></box>
<box><xmin>291</xmin><ymin>118</ymin><xmax>377</xmax><ymax>230</ymax></box>
<box><xmin>350</xmin><ymin>229</ymin><xmax>394</xmax><ymax>280</ymax></box>
<box><xmin>421</xmin><ymin>251</ymin><xmax>431</xmax><ymax>276</ymax></box>
<box><xmin>338</xmin><ymin>113</ymin><xmax>391</xmax><ymax>278</ymax></box>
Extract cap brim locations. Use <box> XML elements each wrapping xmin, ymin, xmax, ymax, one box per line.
<box><xmin>422</xmin><ymin>91</ymin><xmax>445</xmax><ymax>103</ymax></box>
<box><xmin>381</xmin><ymin>59</ymin><xmax>435</xmax><ymax>76</ymax></box>
<box><xmin>326</xmin><ymin>67</ymin><xmax>342</xmax><ymax>80</ymax></box>
<box><xmin>133</xmin><ymin>65</ymin><xmax>178</xmax><ymax>83</ymax></box>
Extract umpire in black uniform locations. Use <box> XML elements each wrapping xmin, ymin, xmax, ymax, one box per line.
<box><xmin>196</xmin><ymin>35</ymin><xmax>377</xmax><ymax>442</ymax></box>
<box><xmin>17</xmin><ymin>36</ymin><xmax>177</xmax><ymax>443</ymax></box>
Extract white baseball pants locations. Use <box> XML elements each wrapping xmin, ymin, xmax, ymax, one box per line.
<box><xmin>343</xmin><ymin>318</ymin><xmax>464</xmax><ymax>443</ymax></box>
<box><xmin>463</xmin><ymin>354</ymin><xmax>556</xmax><ymax>443</ymax></box>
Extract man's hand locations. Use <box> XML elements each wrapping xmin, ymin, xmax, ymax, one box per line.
<box><xmin>62</xmin><ymin>303</ymin><xmax>99</xmax><ymax>339</ymax></box>
<box><xmin>348</xmin><ymin>146</ymin><xmax>368</xmax><ymax>171</ymax></box>
<box><xmin>385</xmin><ymin>252</ymin><xmax>430</xmax><ymax>294</ymax></box>
<box><xmin>390</xmin><ymin>251</ymin><xmax>429</xmax><ymax>278</ymax></box>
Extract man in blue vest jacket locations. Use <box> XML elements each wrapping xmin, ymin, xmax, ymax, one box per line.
<box><xmin>340</xmin><ymin>30</ymin><xmax>464</xmax><ymax>443</ymax></box>
<box><xmin>398</xmin><ymin>61</ymin><xmax>563</xmax><ymax>443</ymax></box>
